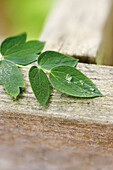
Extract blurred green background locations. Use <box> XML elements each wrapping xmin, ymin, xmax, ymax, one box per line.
<box><xmin>0</xmin><ymin>0</ymin><xmax>54</xmax><ymax>39</ymax></box>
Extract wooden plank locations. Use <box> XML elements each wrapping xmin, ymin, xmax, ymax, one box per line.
<box><xmin>1</xmin><ymin>0</ymin><xmax>113</xmax><ymax>168</ymax></box>
<box><xmin>96</xmin><ymin>2</ymin><xmax>113</xmax><ymax>65</ymax></box>
<box><xmin>1</xmin><ymin>63</ymin><xmax>113</xmax><ymax>124</ymax></box>
<box><xmin>40</xmin><ymin>0</ymin><xmax>113</xmax><ymax>65</ymax></box>
<box><xmin>1</xmin><ymin>58</ymin><xmax>113</xmax><ymax>169</ymax></box>
<box><xmin>1</xmin><ymin>113</ymin><xmax>113</xmax><ymax>170</ymax></box>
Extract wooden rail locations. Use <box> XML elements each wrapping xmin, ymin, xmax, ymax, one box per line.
<box><xmin>40</xmin><ymin>0</ymin><xmax>113</xmax><ymax>65</ymax></box>
<box><xmin>1</xmin><ymin>0</ymin><xmax>113</xmax><ymax>169</ymax></box>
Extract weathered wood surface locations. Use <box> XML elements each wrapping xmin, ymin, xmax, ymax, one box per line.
<box><xmin>1</xmin><ymin>113</ymin><xmax>113</xmax><ymax>170</ymax></box>
<box><xmin>40</xmin><ymin>0</ymin><xmax>113</xmax><ymax>65</ymax></box>
<box><xmin>1</xmin><ymin>63</ymin><xmax>113</xmax><ymax>124</ymax></box>
<box><xmin>1</xmin><ymin>63</ymin><xmax>113</xmax><ymax>169</ymax></box>
<box><xmin>1</xmin><ymin>0</ymin><xmax>113</xmax><ymax>169</ymax></box>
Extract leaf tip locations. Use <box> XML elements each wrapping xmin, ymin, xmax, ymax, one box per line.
<box><xmin>39</xmin><ymin>99</ymin><xmax>49</xmax><ymax>107</ymax></box>
<box><xmin>42</xmin><ymin>41</ymin><xmax>46</xmax><ymax>45</ymax></box>
<box><xmin>40</xmin><ymin>103</ymin><xmax>46</xmax><ymax>107</ymax></box>
<box><xmin>100</xmin><ymin>93</ymin><xmax>105</xmax><ymax>97</ymax></box>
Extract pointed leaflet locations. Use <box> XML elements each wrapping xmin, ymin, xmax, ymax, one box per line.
<box><xmin>49</xmin><ymin>65</ymin><xmax>103</xmax><ymax>98</ymax></box>
<box><xmin>38</xmin><ymin>51</ymin><xmax>78</xmax><ymax>70</ymax></box>
<box><xmin>29</xmin><ymin>66</ymin><xmax>50</xmax><ymax>106</ymax></box>
<box><xmin>1</xmin><ymin>33</ymin><xmax>27</xmax><ymax>55</ymax></box>
<box><xmin>0</xmin><ymin>60</ymin><xmax>25</xmax><ymax>97</ymax></box>
<box><xmin>4</xmin><ymin>40</ymin><xmax>45</xmax><ymax>65</ymax></box>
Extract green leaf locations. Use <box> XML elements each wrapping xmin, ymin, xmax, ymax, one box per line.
<box><xmin>49</xmin><ymin>65</ymin><xmax>103</xmax><ymax>98</ymax></box>
<box><xmin>38</xmin><ymin>51</ymin><xmax>78</xmax><ymax>70</ymax></box>
<box><xmin>1</xmin><ymin>33</ymin><xmax>27</xmax><ymax>55</ymax></box>
<box><xmin>4</xmin><ymin>40</ymin><xmax>45</xmax><ymax>66</ymax></box>
<box><xmin>0</xmin><ymin>60</ymin><xmax>25</xmax><ymax>98</ymax></box>
<box><xmin>29</xmin><ymin>66</ymin><xmax>50</xmax><ymax>106</ymax></box>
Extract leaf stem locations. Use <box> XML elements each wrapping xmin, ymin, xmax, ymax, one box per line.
<box><xmin>38</xmin><ymin>65</ymin><xmax>50</xmax><ymax>73</ymax></box>
<box><xmin>16</xmin><ymin>64</ymin><xmax>50</xmax><ymax>73</ymax></box>
<box><xmin>16</xmin><ymin>64</ymin><xmax>30</xmax><ymax>69</ymax></box>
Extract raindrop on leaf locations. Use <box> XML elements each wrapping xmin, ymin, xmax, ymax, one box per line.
<box><xmin>90</xmin><ymin>88</ymin><xmax>95</xmax><ymax>92</ymax></box>
<box><xmin>79</xmin><ymin>80</ymin><xmax>84</xmax><ymax>85</ymax></box>
<box><xmin>65</xmin><ymin>74</ymin><xmax>72</xmax><ymax>83</ymax></box>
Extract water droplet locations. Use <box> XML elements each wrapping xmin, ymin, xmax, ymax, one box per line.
<box><xmin>90</xmin><ymin>88</ymin><xmax>95</xmax><ymax>92</ymax></box>
<box><xmin>79</xmin><ymin>80</ymin><xmax>84</xmax><ymax>85</ymax></box>
<box><xmin>74</xmin><ymin>82</ymin><xmax>77</xmax><ymax>84</ymax></box>
<box><xmin>65</xmin><ymin>74</ymin><xmax>72</xmax><ymax>83</ymax></box>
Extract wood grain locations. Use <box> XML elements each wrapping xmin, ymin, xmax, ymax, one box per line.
<box><xmin>1</xmin><ymin>63</ymin><xmax>113</xmax><ymax>169</ymax></box>
<box><xmin>1</xmin><ymin>63</ymin><xmax>113</xmax><ymax>124</ymax></box>
<box><xmin>1</xmin><ymin>0</ymin><xmax>113</xmax><ymax>168</ymax></box>
<box><xmin>1</xmin><ymin>112</ymin><xmax>113</xmax><ymax>170</ymax></box>
<box><xmin>40</xmin><ymin>0</ymin><xmax>113</xmax><ymax>65</ymax></box>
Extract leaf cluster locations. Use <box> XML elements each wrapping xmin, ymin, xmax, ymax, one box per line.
<box><xmin>0</xmin><ymin>33</ymin><xmax>103</xmax><ymax>106</ymax></box>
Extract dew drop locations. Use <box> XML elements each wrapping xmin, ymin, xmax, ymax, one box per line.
<box><xmin>65</xmin><ymin>74</ymin><xmax>72</xmax><ymax>83</ymax></box>
<box><xmin>79</xmin><ymin>80</ymin><xmax>84</xmax><ymax>85</ymax></box>
<box><xmin>74</xmin><ymin>82</ymin><xmax>77</xmax><ymax>84</ymax></box>
<box><xmin>90</xmin><ymin>88</ymin><xmax>95</xmax><ymax>92</ymax></box>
